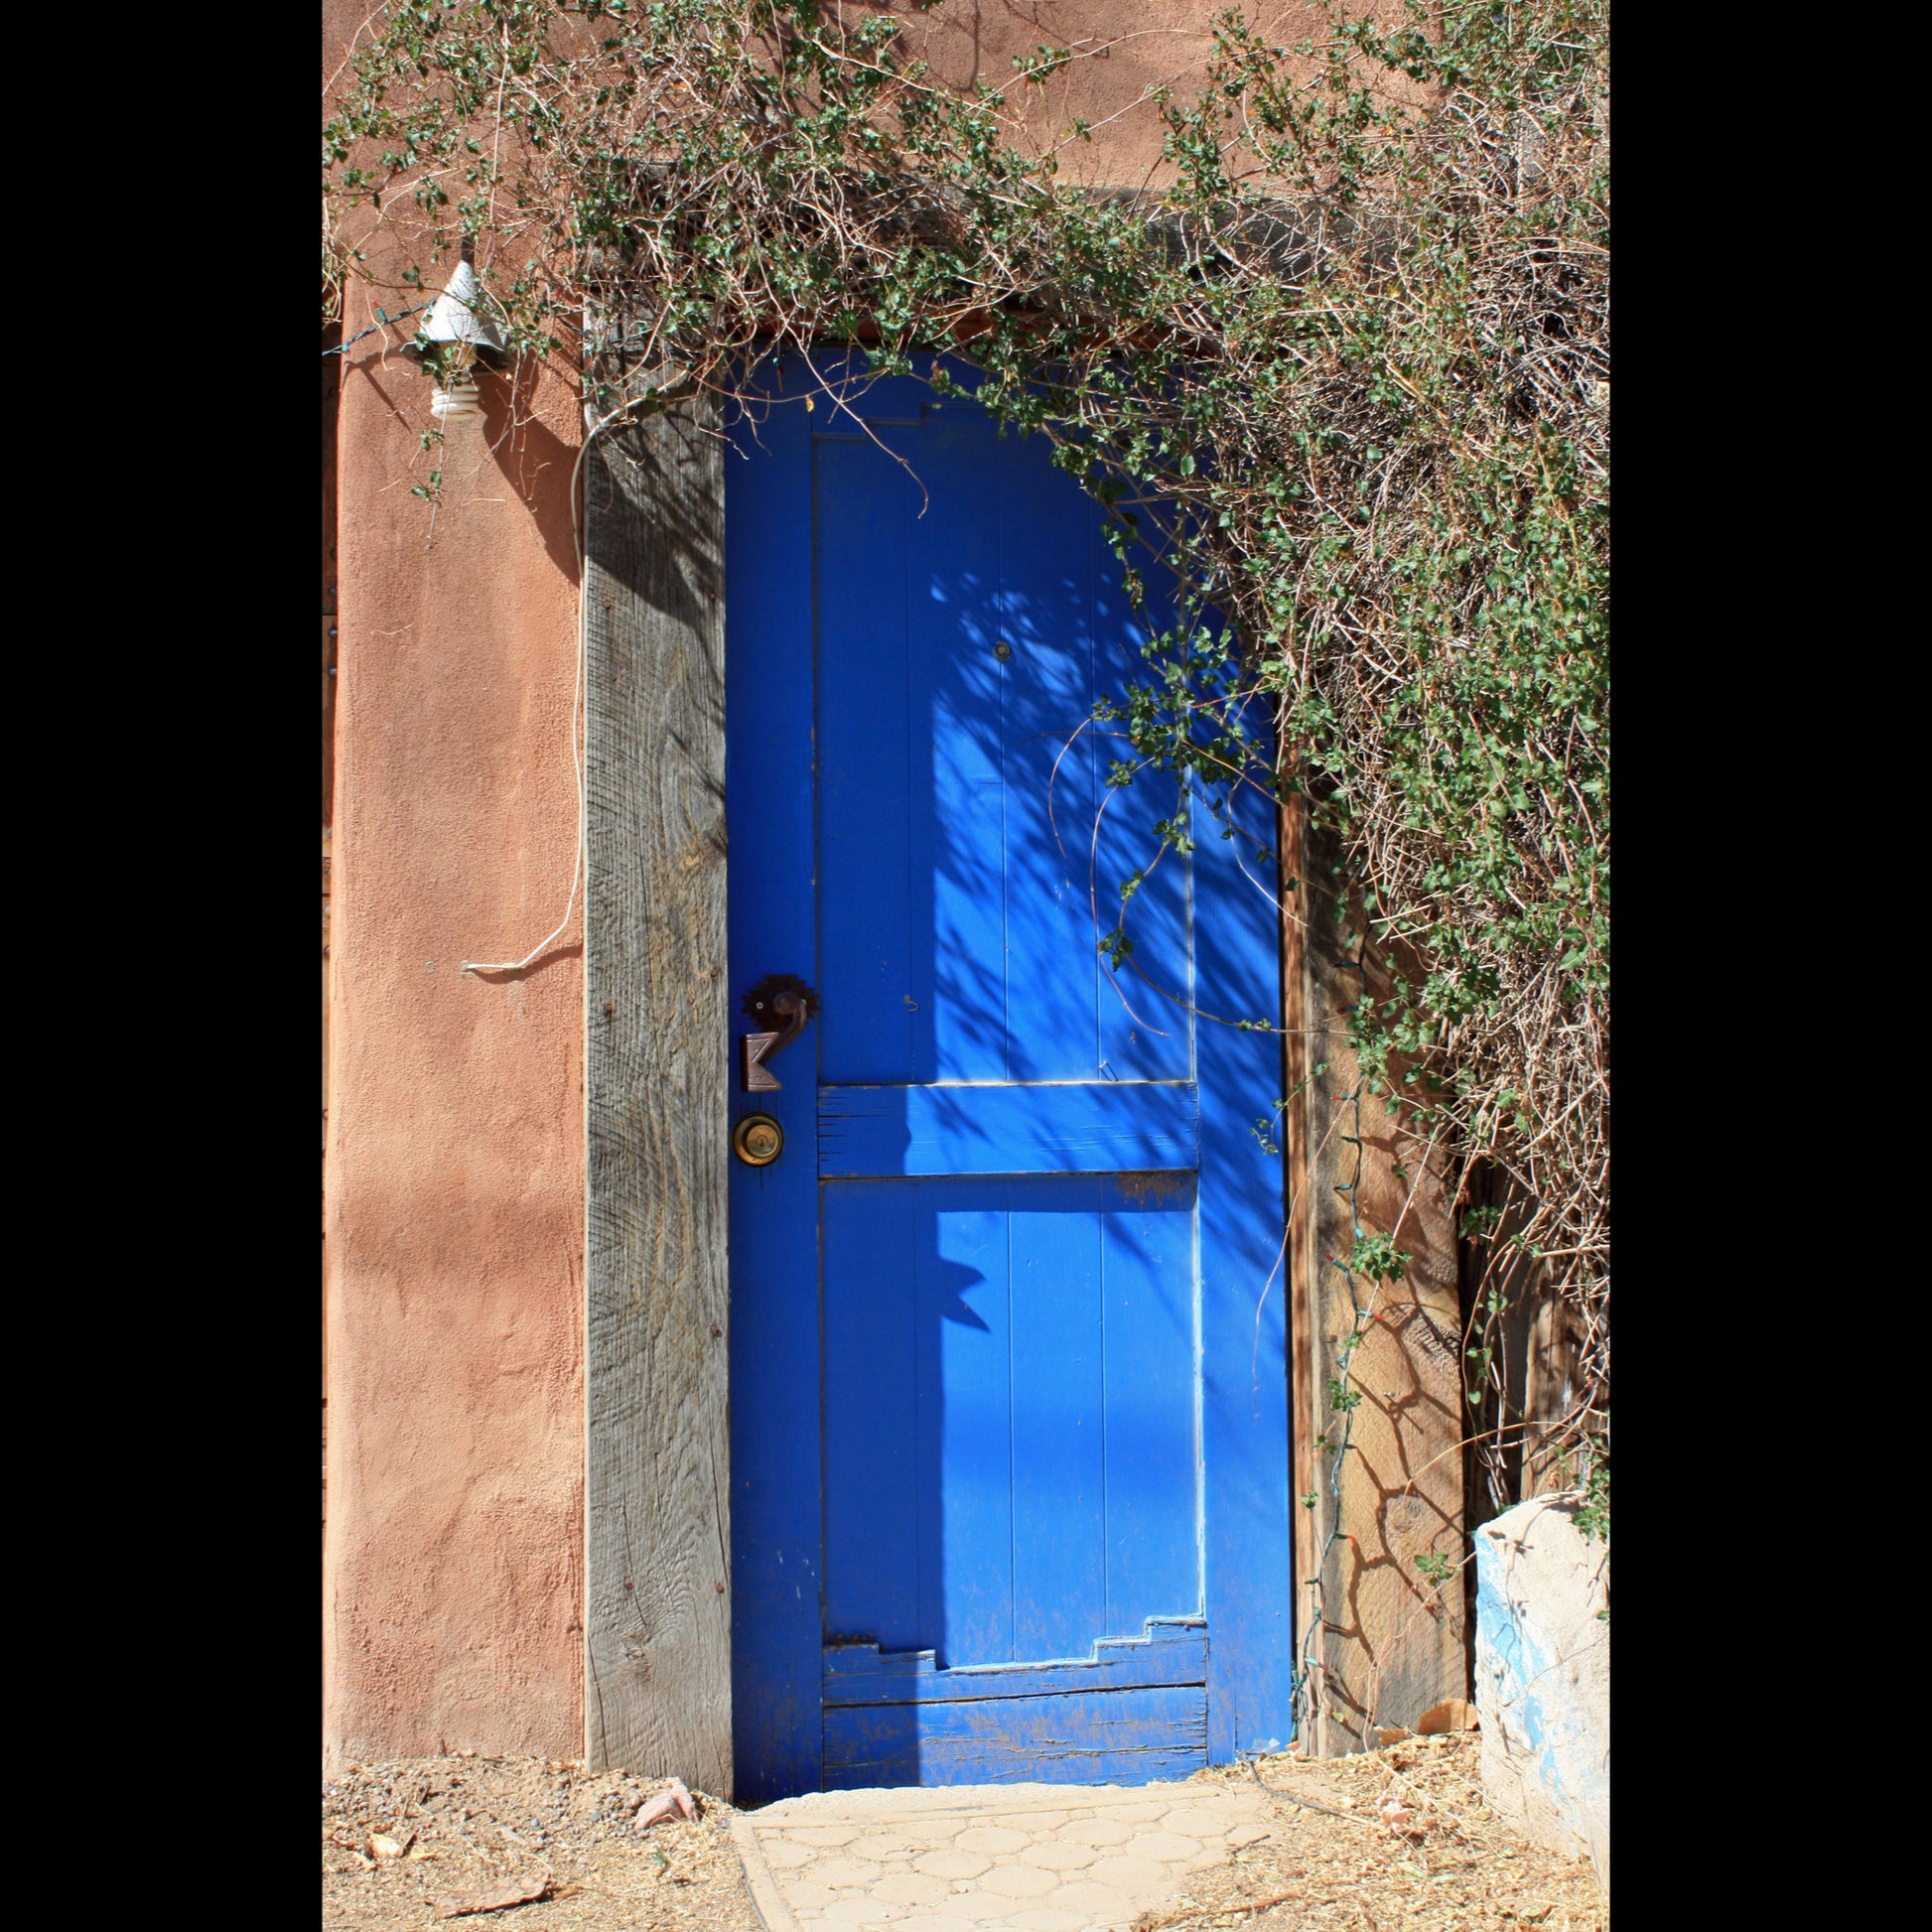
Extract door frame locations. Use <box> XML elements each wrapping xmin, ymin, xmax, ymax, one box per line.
<box><xmin>583</xmin><ymin>385</ymin><xmax>733</xmax><ymax>1789</ymax></box>
<box><xmin>583</xmin><ymin>351</ymin><xmax>1302</xmax><ymax>1795</ymax></box>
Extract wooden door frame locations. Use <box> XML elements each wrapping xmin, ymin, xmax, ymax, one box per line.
<box><xmin>579</xmin><ymin>367</ymin><xmax>1305</xmax><ymax>1794</ymax></box>
<box><xmin>583</xmin><ymin>394</ymin><xmax>734</xmax><ymax>1789</ymax></box>
<box><xmin>578</xmin><ymin>355</ymin><xmax>1463</xmax><ymax>1791</ymax></box>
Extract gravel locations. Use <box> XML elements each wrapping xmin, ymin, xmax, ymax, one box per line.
<box><xmin>321</xmin><ymin>1753</ymin><xmax>761</xmax><ymax>1930</ymax></box>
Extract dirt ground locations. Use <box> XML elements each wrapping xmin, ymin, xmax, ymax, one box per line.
<box><xmin>322</xmin><ymin>1734</ymin><xmax>1604</xmax><ymax>1930</ymax></box>
<box><xmin>321</xmin><ymin>1757</ymin><xmax>759</xmax><ymax>1930</ymax></box>
<box><xmin>1132</xmin><ymin>1736</ymin><xmax>1605</xmax><ymax>1932</ymax></box>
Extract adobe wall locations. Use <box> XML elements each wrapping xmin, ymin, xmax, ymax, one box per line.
<box><xmin>324</xmin><ymin>0</ymin><xmax>588</xmax><ymax>1764</ymax></box>
<box><xmin>322</xmin><ymin>0</ymin><xmax>1386</xmax><ymax>1769</ymax></box>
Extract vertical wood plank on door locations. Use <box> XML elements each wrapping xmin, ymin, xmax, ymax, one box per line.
<box><xmin>725</xmin><ymin>380</ymin><xmax>824</xmax><ymax>1803</ymax></box>
<box><xmin>997</xmin><ymin>423</ymin><xmax>1098</xmax><ymax>1083</ymax></box>
<box><xmin>1099</xmin><ymin>1175</ymin><xmax>1200</xmax><ymax>1637</ymax></box>
<box><xmin>1010</xmin><ymin>1179</ymin><xmax>1106</xmax><ymax>1663</ymax></box>
<box><xmin>919</xmin><ymin>1184</ymin><xmax>1017</xmax><ymax>1665</ymax></box>
<box><xmin>906</xmin><ymin>409</ymin><xmax>1006</xmax><ymax>1084</ymax></box>
<box><xmin>822</xmin><ymin>1181</ymin><xmax>924</xmax><ymax>1650</ymax></box>
<box><xmin>1192</xmin><ymin>743</ymin><xmax>1296</xmax><ymax>1758</ymax></box>
<box><xmin>584</xmin><ymin>398</ymin><xmax>732</xmax><ymax>1791</ymax></box>
<box><xmin>815</xmin><ymin>429</ymin><xmax>917</xmax><ymax>1085</ymax></box>
<box><xmin>1280</xmin><ymin>786</ymin><xmax>1318</xmax><ymax>1730</ymax></box>
<box><xmin>1090</xmin><ymin>513</ymin><xmax>1190</xmax><ymax>1085</ymax></box>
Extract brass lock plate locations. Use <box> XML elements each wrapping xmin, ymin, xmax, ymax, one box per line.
<box><xmin>733</xmin><ymin>1112</ymin><xmax>784</xmax><ymax>1168</ymax></box>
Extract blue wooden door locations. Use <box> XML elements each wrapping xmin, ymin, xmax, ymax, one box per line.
<box><xmin>727</xmin><ymin>357</ymin><xmax>1292</xmax><ymax>1801</ymax></box>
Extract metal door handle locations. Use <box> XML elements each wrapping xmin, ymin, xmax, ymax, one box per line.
<box><xmin>740</xmin><ymin>974</ymin><xmax>819</xmax><ymax>1092</ymax></box>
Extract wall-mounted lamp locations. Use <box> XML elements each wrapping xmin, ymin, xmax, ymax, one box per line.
<box><xmin>409</xmin><ymin>237</ymin><xmax>506</xmax><ymax>426</ymax></box>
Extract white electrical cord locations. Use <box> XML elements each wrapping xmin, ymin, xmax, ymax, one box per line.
<box><xmin>457</xmin><ymin>384</ymin><xmax>687</xmax><ymax>977</ymax></box>
<box><xmin>457</xmin><ymin>579</ymin><xmax>585</xmax><ymax>976</ymax></box>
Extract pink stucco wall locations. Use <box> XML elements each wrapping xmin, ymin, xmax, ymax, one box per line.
<box><xmin>322</xmin><ymin>0</ymin><xmax>1381</xmax><ymax>1767</ymax></box>
<box><xmin>322</xmin><ymin>327</ymin><xmax>588</xmax><ymax>1762</ymax></box>
<box><xmin>324</xmin><ymin>0</ymin><xmax>588</xmax><ymax>1765</ymax></box>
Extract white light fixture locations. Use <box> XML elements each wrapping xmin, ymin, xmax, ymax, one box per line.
<box><xmin>415</xmin><ymin>238</ymin><xmax>505</xmax><ymax>426</ymax></box>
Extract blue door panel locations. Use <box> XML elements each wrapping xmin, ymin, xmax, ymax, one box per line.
<box><xmin>817</xmin><ymin>404</ymin><xmax>1193</xmax><ymax>1091</ymax></box>
<box><xmin>822</xmin><ymin>1174</ymin><xmax>1200</xmax><ymax>1673</ymax></box>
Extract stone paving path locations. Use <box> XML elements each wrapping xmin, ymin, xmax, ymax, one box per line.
<box><xmin>729</xmin><ymin>1778</ymin><xmax>1272</xmax><ymax>1932</ymax></box>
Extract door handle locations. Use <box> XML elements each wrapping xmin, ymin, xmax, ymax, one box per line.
<box><xmin>740</xmin><ymin>974</ymin><xmax>819</xmax><ymax>1092</ymax></box>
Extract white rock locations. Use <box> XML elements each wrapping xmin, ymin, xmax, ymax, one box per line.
<box><xmin>1473</xmin><ymin>1492</ymin><xmax>1608</xmax><ymax>1892</ymax></box>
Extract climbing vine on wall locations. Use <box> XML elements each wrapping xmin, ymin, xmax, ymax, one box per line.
<box><xmin>326</xmin><ymin>0</ymin><xmax>1609</xmax><ymax>1715</ymax></box>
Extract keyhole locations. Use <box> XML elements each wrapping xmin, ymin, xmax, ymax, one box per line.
<box><xmin>993</xmin><ymin>639</ymin><xmax>1012</xmax><ymax>661</ymax></box>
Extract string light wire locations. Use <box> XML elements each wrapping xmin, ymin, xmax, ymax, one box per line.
<box><xmin>458</xmin><ymin>364</ymin><xmax>693</xmax><ymax>976</ymax></box>
<box><xmin>458</xmin><ymin>394</ymin><xmax>645</xmax><ymax>976</ymax></box>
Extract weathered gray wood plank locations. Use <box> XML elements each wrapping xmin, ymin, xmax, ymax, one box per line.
<box><xmin>584</xmin><ymin>395</ymin><xmax>732</xmax><ymax>1791</ymax></box>
<box><xmin>1299</xmin><ymin>810</ymin><xmax>1467</xmax><ymax>1755</ymax></box>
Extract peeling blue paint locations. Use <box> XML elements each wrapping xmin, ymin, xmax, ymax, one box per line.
<box><xmin>1474</xmin><ymin>1524</ymin><xmax>1607</xmax><ymax>1863</ymax></box>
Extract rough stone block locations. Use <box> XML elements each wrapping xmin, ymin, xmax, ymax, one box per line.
<box><xmin>1474</xmin><ymin>1492</ymin><xmax>1609</xmax><ymax>1891</ymax></box>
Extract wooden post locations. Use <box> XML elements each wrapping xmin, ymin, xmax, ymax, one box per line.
<box><xmin>1295</xmin><ymin>812</ymin><xmax>1466</xmax><ymax>1754</ymax></box>
<box><xmin>583</xmin><ymin>396</ymin><xmax>733</xmax><ymax>1792</ymax></box>
<box><xmin>1522</xmin><ymin>1287</ymin><xmax>1590</xmax><ymax>1501</ymax></box>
